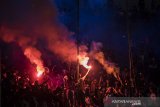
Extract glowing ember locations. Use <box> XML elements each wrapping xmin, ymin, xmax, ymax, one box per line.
<box><xmin>36</xmin><ymin>66</ymin><xmax>45</xmax><ymax>77</ymax></box>
<box><xmin>78</xmin><ymin>55</ymin><xmax>91</xmax><ymax>69</ymax></box>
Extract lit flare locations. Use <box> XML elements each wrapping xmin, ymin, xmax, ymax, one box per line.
<box><xmin>78</xmin><ymin>55</ymin><xmax>91</xmax><ymax>69</ymax></box>
<box><xmin>36</xmin><ymin>66</ymin><xmax>45</xmax><ymax>77</ymax></box>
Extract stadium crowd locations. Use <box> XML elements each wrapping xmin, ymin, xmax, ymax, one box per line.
<box><xmin>1</xmin><ymin>55</ymin><xmax>160</xmax><ymax>107</ymax></box>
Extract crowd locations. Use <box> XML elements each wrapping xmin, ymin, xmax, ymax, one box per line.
<box><xmin>1</xmin><ymin>59</ymin><xmax>160</xmax><ymax>107</ymax></box>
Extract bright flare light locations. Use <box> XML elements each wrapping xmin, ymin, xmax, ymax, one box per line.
<box><xmin>36</xmin><ymin>66</ymin><xmax>45</xmax><ymax>77</ymax></box>
<box><xmin>78</xmin><ymin>55</ymin><xmax>91</xmax><ymax>69</ymax></box>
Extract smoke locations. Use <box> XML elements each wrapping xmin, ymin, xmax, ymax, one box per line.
<box><xmin>0</xmin><ymin>26</ymin><xmax>45</xmax><ymax>76</ymax></box>
<box><xmin>24</xmin><ymin>47</ymin><xmax>45</xmax><ymax>77</ymax></box>
<box><xmin>45</xmin><ymin>25</ymin><xmax>77</xmax><ymax>61</ymax></box>
<box><xmin>0</xmin><ymin>0</ymin><xmax>76</xmax><ymax>75</ymax></box>
<box><xmin>0</xmin><ymin>0</ymin><xmax>122</xmax><ymax>82</ymax></box>
<box><xmin>91</xmin><ymin>42</ymin><xmax>122</xmax><ymax>83</ymax></box>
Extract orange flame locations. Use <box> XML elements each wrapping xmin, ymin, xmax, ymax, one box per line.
<box><xmin>78</xmin><ymin>55</ymin><xmax>91</xmax><ymax>69</ymax></box>
<box><xmin>24</xmin><ymin>47</ymin><xmax>45</xmax><ymax>78</ymax></box>
<box><xmin>36</xmin><ymin>66</ymin><xmax>45</xmax><ymax>77</ymax></box>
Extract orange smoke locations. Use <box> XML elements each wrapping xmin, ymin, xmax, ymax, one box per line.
<box><xmin>0</xmin><ymin>0</ymin><xmax>78</xmax><ymax>78</ymax></box>
<box><xmin>91</xmin><ymin>42</ymin><xmax>117</xmax><ymax>74</ymax></box>
<box><xmin>0</xmin><ymin>27</ymin><xmax>45</xmax><ymax>77</ymax></box>
<box><xmin>94</xmin><ymin>52</ymin><xmax>114</xmax><ymax>74</ymax></box>
<box><xmin>91</xmin><ymin>42</ymin><xmax>122</xmax><ymax>84</ymax></box>
<box><xmin>24</xmin><ymin>47</ymin><xmax>45</xmax><ymax>77</ymax></box>
<box><xmin>93</xmin><ymin>51</ymin><xmax>123</xmax><ymax>84</ymax></box>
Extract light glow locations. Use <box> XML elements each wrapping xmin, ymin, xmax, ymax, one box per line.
<box><xmin>78</xmin><ymin>55</ymin><xmax>91</xmax><ymax>69</ymax></box>
<box><xmin>36</xmin><ymin>66</ymin><xmax>45</xmax><ymax>77</ymax></box>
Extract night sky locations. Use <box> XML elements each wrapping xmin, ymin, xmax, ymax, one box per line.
<box><xmin>1</xmin><ymin>0</ymin><xmax>160</xmax><ymax>68</ymax></box>
<box><xmin>54</xmin><ymin>0</ymin><xmax>160</xmax><ymax>67</ymax></box>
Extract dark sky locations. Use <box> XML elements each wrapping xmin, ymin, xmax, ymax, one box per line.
<box><xmin>54</xmin><ymin>0</ymin><xmax>160</xmax><ymax>67</ymax></box>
